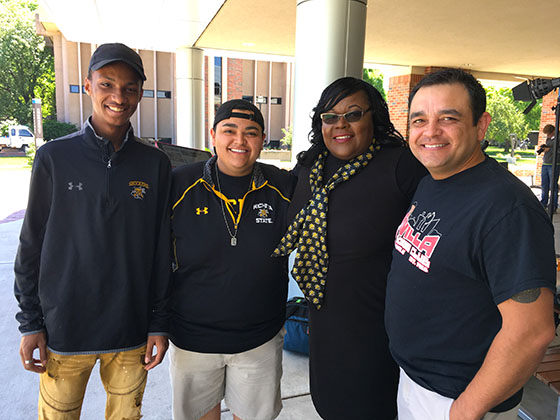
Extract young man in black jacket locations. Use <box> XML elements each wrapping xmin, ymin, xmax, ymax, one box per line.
<box><xmin>14</xmin><ymin>43</ymin><xmax>172</xmax><ymax>420</ymax></box>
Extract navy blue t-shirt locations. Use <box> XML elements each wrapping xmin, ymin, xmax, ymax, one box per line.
<box><xmin>385</xmin><ymin>157</ymin><xmax>556</xmax><ymax>412</ymax></box>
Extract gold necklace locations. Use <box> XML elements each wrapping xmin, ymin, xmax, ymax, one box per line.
<box><xmin>215</xmin><ymin>164</ymin><xmax>253</xmax><ymax>247</ymax></box>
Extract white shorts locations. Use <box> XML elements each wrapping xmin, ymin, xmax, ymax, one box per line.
<box><xmin>169</xmin><ymin>329</ymin><xmax>284</xmax><ymax>420</ymax></box>
<box><xmin>397</xmin><ymin>368</ymin><xmax>520</xmax><ymax>420</ymax></box>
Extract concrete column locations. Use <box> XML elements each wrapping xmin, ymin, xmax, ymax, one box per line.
<box><xmin>52</xmin><ymin>33</ymin><xmax>64</xmax><ymax>124</ymax></box>
<box><xmin>222</xmin><ymin>56</ymin><xmax>228</xmax><ymax>102</ymax></box>
<box><xmin>207</xmin><ymin>53</ymin><xmax>215</xmax><ymax>147</ymax></box>
<box><xmin>153</xmin><ymin>50</ymin><xmax>158</xmax><ymax>139</ymax></box>
<box><xmin>135</xmin><ymin>49</ymin><xmax>141</xmax><ymax>137</ymax></box>
<box><xmin>292</xmin><ymin>0</ymin><xmax>367</xmax><ymax>161</ymax></box>
<box><xmin>170</xmin><ymin>53</ymin><xmax>176</xmax><ymax>144</ymax></box>
<box><xmin>60</xmin><ymin>36</ymin><xmax>70</xmax><ymax>123</ymax></box>
<box><xmin>175</xmin><ymin>47</ymin><xmax>204</xmax><ymax>149</ymax></box>
<box><xmin>285</xmin><ymin>62</ymin><xmax>294</xmax><ymax>131</ymax></box>
<box><xmin>77</xmin><ymin>42</ymin><xmax>84</xmax><ymax>125</ymax></box>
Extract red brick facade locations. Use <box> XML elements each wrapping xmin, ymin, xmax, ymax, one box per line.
<box><xmin>203</xmin><ymin>58</ymin><xmax>244</xmax><ymax>146</ymax></box>
<box><xmin>535</xmin><ymin>90</ymin><xmax>558</xmax><ymax>183</ymax></box>
<box><xmin>227</xmin><ymin>58</ymin><xmax>243</xmax><ymax>101</ymax></box>
<box><xmin>423</xmin><ymin>66</ymin><xmax>445</xmax><ymax>75</ymax></box>
<box><xmin>387</xmin><ymin>67</ymin><xmax>461</xmax><ymax>140</ymax></box>
<box><xmin>387</xmin><ymin>74</ymin><xmax>423</xmax><ymax>139</ymax></box>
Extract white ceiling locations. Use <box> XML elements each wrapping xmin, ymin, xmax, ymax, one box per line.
<box><xmin>38</xmin><ymin>0</ymin><xmax>226</xmax><ymax>52</ymax></box>
<box><xmin>38</xmin><ymin>0</ymin><xmax>560</xmax><ymax>80</ymax></box>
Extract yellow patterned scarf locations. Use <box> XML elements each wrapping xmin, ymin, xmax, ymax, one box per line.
<box><xmin>273</xmin><ymin>141</ymin><xmax>379</xmax><ymax>309</ymax></box>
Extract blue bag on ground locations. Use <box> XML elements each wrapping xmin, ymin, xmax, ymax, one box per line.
<box><xmin>283</xmin><ymin>297</ymin><xmax>309</xmax><ymax>355</ymax></box>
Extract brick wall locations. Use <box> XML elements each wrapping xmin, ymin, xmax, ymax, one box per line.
<box><xmin>535</xmin><ymin>90</ymin><xmax>558</xmax><ymax>183</ymax></box>
<box><xmin>203</xmin><ymin>58</ymin><xmax>244</xmax><ymax>146</ymax></box>
<box><xmin>227</xmin><ymin>59</ymin><xmax>243</xmax><ymax>100</ymax></box>
<box><xmin>386</xmin><ymin>67</ymin><xmax>473</xmax><ymax>140</ymax></box>
<box><xmin>387</xmin><ymin>73</ymin><xmax>423</xmax><ymax>139</ymax></box>
<box><xmin>424</xmin><ymin>66</ymin><xmax>445</xmax><ymax>75</ymax></box>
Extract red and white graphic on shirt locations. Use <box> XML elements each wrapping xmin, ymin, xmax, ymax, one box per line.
<box><xmin>394</xmin><ymin>203</ymin><xmax>442</xmax><ymax>273</ymax></box>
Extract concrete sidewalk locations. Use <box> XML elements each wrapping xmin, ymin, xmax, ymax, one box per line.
<box><xmin>0</xmin><ymin>216</ymin><xmax>320</xmax><ymax>420</ymax></box>
<box><xmin>2</xmin><ymin>176</ymin><xmax>560</xmax><ymax>419</ymax></box>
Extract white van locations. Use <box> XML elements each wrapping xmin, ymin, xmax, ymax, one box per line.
<box><xmin>0</xmin><ymin>125</ymin><xmax>35</xmax><ymax>151</ymax></box>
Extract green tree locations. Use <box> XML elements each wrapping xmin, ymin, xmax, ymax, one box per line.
<box><xmin>485</xmin><ymin>87</ymin><xmax>529</xmax><ymax>149</ymax></box>
<box><xmin>0</xmin><ymin>0</ymin><xmax>55</xmax><ymax>126</ymax></box>
<box><xmin>363</xmin><ymin>68</ymin><xmax>386</xmax><ymax>100</ymax></box>
<box><xmin>280</xmin><ymin>125</ymin><xmax>292</xmax><ymax>149</ymax></box>
<box><xmin>500</xmin><ymin>87</ymin><xmax>542</xmax><ymax>131</ymax></box>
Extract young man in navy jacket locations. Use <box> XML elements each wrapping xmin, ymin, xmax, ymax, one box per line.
<box><xmin>14</xmin><ymin>43</ymin><xmax>171</xmax><ymax>420</ymax></box>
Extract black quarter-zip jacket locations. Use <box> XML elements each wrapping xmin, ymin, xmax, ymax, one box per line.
<box><xmin>170</xmin><ymin>157</ymin><xmax>295</xmax><ymax>354</ymax></box>
<box><xmin>14</xmin><ymin>120</ymin><xmax>172</xmax><ymax>354</ymax></box>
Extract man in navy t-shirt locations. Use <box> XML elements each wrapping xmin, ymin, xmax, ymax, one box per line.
<box><xmin>385</xmin><ymin>68</ymin><xmax>556</xmax><ymax>420</ymax></box>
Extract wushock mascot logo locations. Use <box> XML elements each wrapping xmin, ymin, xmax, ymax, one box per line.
<box><xmin>129</xmin><ymin>181</ymin><xmax>150</xmax><ymax>200</ymax></box>
<box><xmin>254</xmin><ymin>202</ymin><xmax>274</xmax><ymax>224</ymax></box>
<box><xmin>394</xmin><ymin>203</ymin><xmax>441</xmax><ymax>273</ymax></box>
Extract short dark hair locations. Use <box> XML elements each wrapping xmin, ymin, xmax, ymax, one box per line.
<box><xmin>298</xmin><ymin>76</ymin><xmax>404</xmax><ymax>165</ymax></box>
<box><xmin>543</xmin><ymin>124</ymin><xmax>555</xmax><ymax>135</ymax></box>
<box><xmin>409</xmin><ymin>68</ymin><xmax>487</xmax><ymax>125</ymax></box>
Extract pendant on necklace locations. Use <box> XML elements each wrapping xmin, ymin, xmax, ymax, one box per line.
<box><xmin>231</xmin><ymin>237</ymin><xmax>237</xmax><ymax>247</ymax></box>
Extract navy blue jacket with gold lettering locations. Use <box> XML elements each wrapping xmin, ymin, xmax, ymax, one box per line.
<box><xmin>170</xmin><ymin>157</ymin><xmax>295</xmax><ymax>353</ymax></box>
<box><xmin>14</xmin><ymin>120</ymin><xmax>172</xmax><ymax>354</ymax></box>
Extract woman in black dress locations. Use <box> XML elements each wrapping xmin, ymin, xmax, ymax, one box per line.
<box><xmin>274</xmin><ymin>77</ymin><xmax>427</xmax><ymax>419</ymax></box>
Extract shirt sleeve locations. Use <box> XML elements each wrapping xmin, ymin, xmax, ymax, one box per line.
<box><xmin>147</xmin><ymin>156</ymin><xmax>173</xmax><ymax>334</ymax></box>
<box><xmin>480</xmin><ymin>204</ymin><xmax>556</xmax><ymax>304</ymax></box>
<box><xmin>14</xmin><ymin>150</ymin><xmax>52</xmax><ymax>334</ymax></box>
<box><xmin>395</xmin><ymin>148</ymin><xmax>429</xmax><ymax>201</ymax></box>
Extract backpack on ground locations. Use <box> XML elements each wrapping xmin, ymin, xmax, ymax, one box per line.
<box><xmin>283</xmin><ymin>297</ymin><xmax>309</xmax><ymax>355</ymax></box>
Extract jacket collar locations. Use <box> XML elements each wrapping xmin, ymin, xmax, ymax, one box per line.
<box><xmin>84</xmin><ymin>117</ymin><xmax>134</xmax><ymax>154</ymax></box>
<box><xmin>202</xmin><ymin>155</ymin><xmax>266</xmax><ymax>189</ymax></box>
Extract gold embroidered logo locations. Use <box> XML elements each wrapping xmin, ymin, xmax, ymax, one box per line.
<box><xmin>258</xmin><ymin>209</ymin><xmax>269</xmax><ymax>218</ymax></box>
<box><xmin>129</xmin><ymin>181</ymin><xmax>149</xmax><ymax>200</ymax></box>
<box><xmin>196</xmin><ymin>207</ymin><xmax>209</xmax><ymax>215</ymax></box>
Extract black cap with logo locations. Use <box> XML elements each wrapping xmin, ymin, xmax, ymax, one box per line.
<box><xmin>88</xmin><ymin>43</ymin><xmax>146</xmax><ymax>81</ymax></box>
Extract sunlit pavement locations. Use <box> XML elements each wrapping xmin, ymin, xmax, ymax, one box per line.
<box><xmin>2</xmin><ymin>168</ymin><xmax>560</xmax><ymax>419</ymax></box>
<box><xmin>0</xmin><ymin>168</ymin><xmax>319</xmax><ymax>420</ymax></box>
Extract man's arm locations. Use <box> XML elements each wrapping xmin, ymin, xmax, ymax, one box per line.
<box><xmin>146</xmin><ymin>157</ymin><xmax>172</xmax><ymax>347</ymax></box>
<box><xmin>14</xmin><ymin>151</ymin><xmax>52</xmax><ymax>371</ymax></box>
<box><xmin>450</xmin><ymin>287</ymin><xmax>555</xmax><ymax>420</ymax></box>
<box><xmin>543</xmin><ymin>137</ymin><xmax>555</xmax><ymax>150</ymax></box>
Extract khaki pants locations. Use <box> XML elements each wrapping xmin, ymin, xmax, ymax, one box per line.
<box><xmin>38</xmin><ymin>346</ymin><xmax>147</xmax><ymax>420</ymax></box>
<box><xmin>169</xmin><ymin>330</ymin><xmax>285</xmax><ymax>420</ymax></box>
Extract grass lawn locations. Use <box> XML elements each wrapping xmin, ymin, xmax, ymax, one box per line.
<box><xmin>485</xmin><ymin>146</ymin><xmax>537</xmax><ymax>165</ymax></box>
<box><xmin>0</xmin><ymin>157</ymin><xmax>31</xmax><ymax>171</ymax></box>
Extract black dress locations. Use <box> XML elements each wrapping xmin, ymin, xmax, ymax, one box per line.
<box><xmin>288</xmin><ymin>145</ymin><xmax>427</xmax><ymax>420</ymax></box>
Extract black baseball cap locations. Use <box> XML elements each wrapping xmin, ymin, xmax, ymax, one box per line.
<box><xmin>88</xmin><ymin>43</ymin><xmax>146</xmax><ymax>81</ymax></box>
<box><xmin>213</xmin><ymin>99</ymin><xmax>265</xmax><ymax>132</ymax></box>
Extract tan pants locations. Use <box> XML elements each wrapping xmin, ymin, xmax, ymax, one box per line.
<box><xmin>38</xmin><ymin>346</ymin><xmax>147</xmax><ymax>420</ymax></box>
<box><xmin>169</xmin><ymin>330</ymin><xmax>285</xmax><ymax>420</ymax></box>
